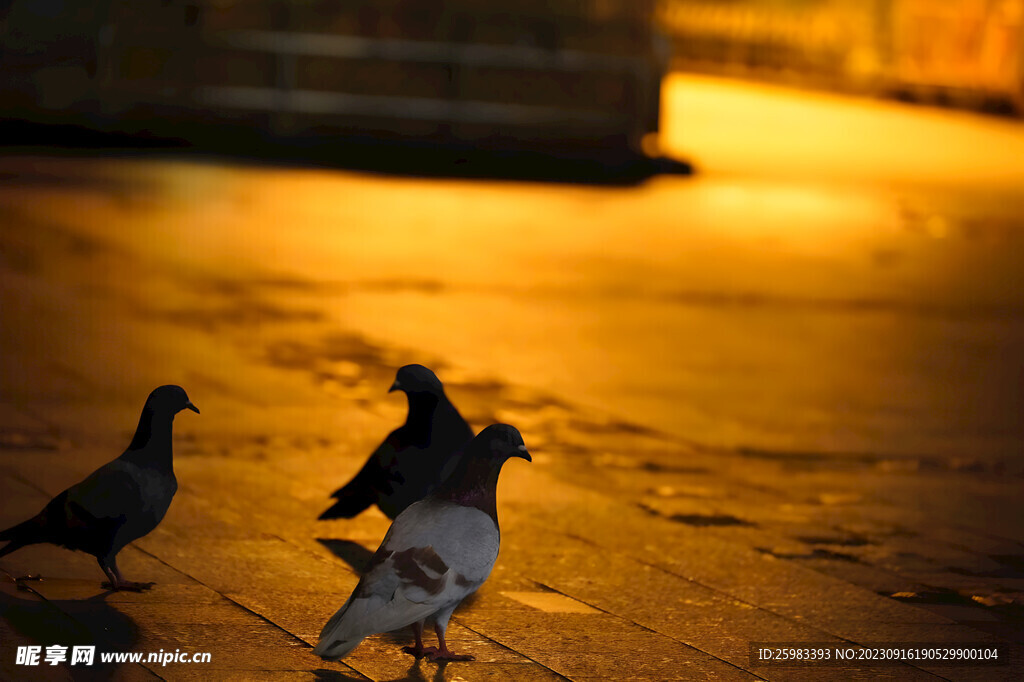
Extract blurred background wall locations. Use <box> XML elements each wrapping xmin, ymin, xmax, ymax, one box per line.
<box><xmin>660</xmin><ymin>0</ymin><xmax>1024</xmax><ymax>114</ymax></box>
<box><xmin>0</xmin><ymin>0</ymin><xmax>1021</xmax><ymax>155</ymax></box>
<box><xmin>0</xmin><ymin>0</ymin><xmax>664</xmax><ymax>156</ymax></box>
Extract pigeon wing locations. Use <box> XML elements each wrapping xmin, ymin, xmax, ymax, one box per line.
<box><xmin>383</xmin><ymin>408</ymin><xmax>473</xmax><ymax>516</ymax></box>
<box><xmin>315</xmin><ymin>500</ymin><xmax>498</xmax><ymax>659</ymax></box>
<box><xmin>322</xmin><ymin>433</ymin><xmax>404</xmax><ymax>519</ymax></box>
<box><xmin>331</xmin><ymin>431</ymin><xmax>403</xmax><ymax>498</ymax></box>
<box><xmin>64</xmin><ymin>460</ymin><xmax>144</xmax><ymax>522</ymax></box>
<box><xmin>14</xmin><ymin>462</ymin><xmax>143</xmax><ymax>555</ymax></box>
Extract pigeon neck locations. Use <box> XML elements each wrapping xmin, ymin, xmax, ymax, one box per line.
<box><xmin>404</xmin><ymin>392</ymin><xmax>440</xmax><ymax>431</ymax></box>
<box><xmin>125</xmin><ymin>405</ymin><xmax>175</xmax><ymax>469</ymax></box>
<box><xmin>434</xmin><ymin>455</ymin><xmax>501</xmax><ymax>524</ymax></box>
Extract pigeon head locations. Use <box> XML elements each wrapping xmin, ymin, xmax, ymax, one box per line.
<box><xmin>475</xmin><ymin>424</ymin><xmax>531</xmax><ymax>463</ymax></box>
<box><xmin>146</xmin><ymin>385</ymin><xmax>200</xmax><ymax>416</ymax></box>
<box><xmin>389</xmin><ymin>364</ymin><xmax>444</xmax><ymax>395</ymax></box>
<box><xmin>433</xmin><ymin>424</ymin><xmax>530</xmax><ymax>517</ymax></box>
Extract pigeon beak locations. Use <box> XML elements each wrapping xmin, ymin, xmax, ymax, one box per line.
<box><xmin>388</xmin><ymin>380</ymin><xmax>400</xmax><ymax>393</ymax></box>
<box><xmin>516</xmin><ymin>444</ymin><xmax>532</xmax><ymax>462</ymax></box>
<box><xmin>186</xmin><ymin>402</ymin><xmax>200</xmax><ymax>414</ymax></box>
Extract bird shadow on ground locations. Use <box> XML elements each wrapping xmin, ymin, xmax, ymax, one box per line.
<box><xmin>379</xmin><ymin>659</ymin><xmax>450</xmax><ymax>682</ymax></box>
<box><xmin>317</xmin><ymin>539</ymin><xmax>375</xmax><ymax>575</ymax></box>
<box><xmin>0</xmin><ymin>587</ymin><xmax>139</xmax><ymax>679</ymax></box>
<box><xmin>312</xmin><ymin>669</ymin><xmax>374</xmax><ymax>681</ymax></box>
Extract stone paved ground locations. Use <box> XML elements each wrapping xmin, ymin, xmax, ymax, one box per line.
<box><xmin>2</xmin><ymin>76</ymin><xmax>1024</xmax><ymax>680</ymax></box>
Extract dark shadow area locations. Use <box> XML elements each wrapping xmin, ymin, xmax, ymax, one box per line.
<box><xmin>0</xmin><ymin>120</ymin><xmax>695</xmax><ymax>186</ymax></box>
<box><xmin>888</xmin><ymin>588</ymin><xmax>989</xmax><ymax>607</ymax></box>
<box><xmin>736</xmin><ymin>446</ymin><xmax>883</xmax><ymax>469</ymax></box>
<box><xmin>948</xmin><ymin>560</ymin><xmax>1024</xmax><ymax>580</ymax></box>
<box><xmin>0</xmin><ymin>589</ymin><xmax>142</xmax><ymax>679</ymax></box>
<box><xmin>0</xmin><ymin>120</ymin><xmax>185</xmax><ymax>152</ymax></box>
<box><xmin>379</xmin><ymin>658</ymin><xmax>449</xmax><ymax>682</ymax></box>
<box><xmin>312</xmin><ymin>668</ymin><xmax>372</xmax><ymax>681</ymax></box>
<box><xmin>985</xmin><ymin>555</ymin><xmax>1024</xmax><ymax>580</ymax></box>
<box><xmin>380</xmin><ymin>628</ymin><xmax>413</xmax><ymax>644</ymax></box>
<box><xmin>456</xmin><ymin>590</ymin><xmax>479</xmax><ymax>609</ymax></box>
<box><xmin>757</xmin><ymin>546</ymin><xmax>860</xmax><ymax>563</ymax></box>
<box><xmin>887</xmin><ymin>588</ymin><xmax>1024</xmax><ymax>628</ymax></box>
<box><xmin>318</xmin><ymin>539</ymin><xmax>375</xmax><ymax>575</ymax></box>
<box><xmin>796</xmin><ymin>535</ymin><xmax>874</xmax><ymax>547</ymax></box>
<box><xmin>667</xmin><ymin>513</ymin><xmax>755</xmax><ymax>527</ymax></box>
<box><xmin>637</xmin><ymin>503</ymin><xmax>757</xmax><ymax>528</ymax></box>
<box><xmin>640</xmin><ymin>462</ymin><xmax>709</xmax><ymax>475</ymax></box>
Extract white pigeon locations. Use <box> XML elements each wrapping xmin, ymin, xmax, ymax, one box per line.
<box><xmin>314</xmin><ymin>424</ymin><xmax>531</xmax><ymax>662</ymax></box>
<box><xmin>0</xmin><ymin>385</ymin><xmax>198</xmax><ymax>591</ymax></box>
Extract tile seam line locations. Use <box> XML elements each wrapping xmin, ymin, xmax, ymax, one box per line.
<box><xmin>255</xmin><ymin>533</ymin><xmax>570</xmax><ymax>680</ymax></box>
<box><xmin>625</xmin><ymin>455</ymin><xmax>1024</xmax><ymax>551</ymax></box>
<box><xmin>531</xmin><ymin>579</ymin><xmax>768</xmax><ymax>681</ymax></box>
<box><xmin>0</xmin><ymin>567</ymin><xmax>166</xmax><ymax>681</ymax></box>
<box><xmin>5</xmin><ymin>469</ymin><xmax>564</xmax><ymax>678</ymax></box>
<box><xmin>560</xmin><ymin>508</ymin><xmax>950</xmax><ymax>623</ymax></box>
<box><xmin>638</xmin><ymin>502</ymin><xmax>1024</xmax><ymax>631</ymax></box>
<box><xmin>4</xmin><ymin>461</ymin><xmax>170</xmax><ymax>680</ymax></box>
<box><xmin>691</xmin><ymin>447</ymin><xmax>1024</xmax><ymax>549</ymax></box>
<box><xmin>131</xmin><ymin>539</ymin><xmax>570</xmax><ymax>681</ymax></box>
<box><xmin>550</xmin><ymin>528</ymin><xmax>953</xmax><ymax>682</ymax></box>
<box><xmin>126</xmin><ymin>543</ymin><xmax>373</xmax><ymax>679</ymax></box>
<box><xmin>1</xmin><ymin>438</ymin><xmax>977</xmax><ymax>680</ymax></box>
<box><xmin>445</xmin><ymin>615</ymin><xmax>573</xmax><ymax>681</ymax></box>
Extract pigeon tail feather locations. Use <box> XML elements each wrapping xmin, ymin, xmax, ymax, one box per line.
<box><xmin>320</xmin><ymin>480</ymin><xmax>377</xmax><ymax>519</ymax></box>
<box><xmin>0</xmin><ymin>516</ymin><xmax>42</xmax><ymax>559</ymax></box>
<box><xmin>0</xmin><ymin>539</ymin><xmax>26</xmax><ymax>560</ymax></box>
<box><xmin>312</xmin><ymin>635</ymin><xmax>364</xmax><ymax>661</ymax></box>
<box><xmin>0</xmin><ymin>511</ymin><xmax>45</xmax><ymax>544</ymax></box>
<box><xmin>0</xmin><ymin>522</ymin><xmax>20</xmax><ymax>543</ymax></box>
<box><xmin>318</xmin><ymin>496</ymin><xmax>371</xmax><ymax>520</ymax></box>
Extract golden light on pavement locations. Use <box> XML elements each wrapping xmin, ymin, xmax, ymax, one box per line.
<box><xmin>661</xmin><ymin>73</ymin><xmax>1024</xmax><ymax>186</ymax></box>
<box><xmin>2</xmin><ymin>3</ymin><xmax>1024</xmax><ymax>677</ymax></box>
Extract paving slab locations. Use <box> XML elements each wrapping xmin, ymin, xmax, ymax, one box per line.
<box><xmin>3</xmin><ymin>141</ymin><xmax>1024</xmax><ymax>681</ymax></box>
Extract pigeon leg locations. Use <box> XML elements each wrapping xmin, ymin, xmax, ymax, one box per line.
<box><xmin>426</xmin><ymin>623</ymin><xmax>473</xmax><ymax>662</ymax></box>
<box><xmin>401</xmin><ymin>621</ymin><xmax>439</xmax><ymax>659</ymax></box>
<box><xmin>99</xmin><ymin>556</ymin><xmax>154</xmax><ymax>592</ymax></box>
<box><xmin>100</xmin><ymin>563</ymin><xmax>120</xmax><ymax>589</ymax></box>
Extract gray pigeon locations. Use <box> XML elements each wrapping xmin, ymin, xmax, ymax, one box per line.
<box><xmin>314</xmin><ymin>424</ymin><xmax>530</xmax><ymax>662</ymax></box>
<box><xmin>0</xmin><ymin>385</ymin><xmax>198</xmax><ymax>591</ymax></box>
<box><xmin>319</xmin><ymin>364</ymin><xmax>473</xmax><ymax>521</ymax></box>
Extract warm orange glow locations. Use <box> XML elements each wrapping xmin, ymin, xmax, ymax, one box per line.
<box><xmin>1</xmin><ymin>74</ymin><xmax>1023</xmax><ymax>461</ymax></box>
<box><xmin>660</xmin><ymin>73</ymin><xmax>1024</xmax><ymax>186</ymax></box>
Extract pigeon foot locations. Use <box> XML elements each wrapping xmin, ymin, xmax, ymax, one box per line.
<box><xmin>102</xmin><ymin>580</ymin><xmax>155</xmax><ymax>592</ymax></box>
<box><xmin>427</xmin><ymin>625</ymin><xmax>474</xmax><ymax>662</ymax></box>
<box><xmin>402</xmin><ymin>645</ymin><xmax>439</xmax><ymax>659</ymax></box>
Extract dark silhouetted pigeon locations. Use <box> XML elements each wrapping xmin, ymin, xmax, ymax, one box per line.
<box><xmin>314</xmin><ymin>424</ymin><xmax>530</xmax><ymax>662</ymax></box>
<box><xmin>0</xmin><ymin>385</ymin><xmax>198</xmax><ymax>591</ymax></box>
<box><xmin>319</xmin><ymin>365</ymin><xmax>473</xmax><ymax>521</ymax></box>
